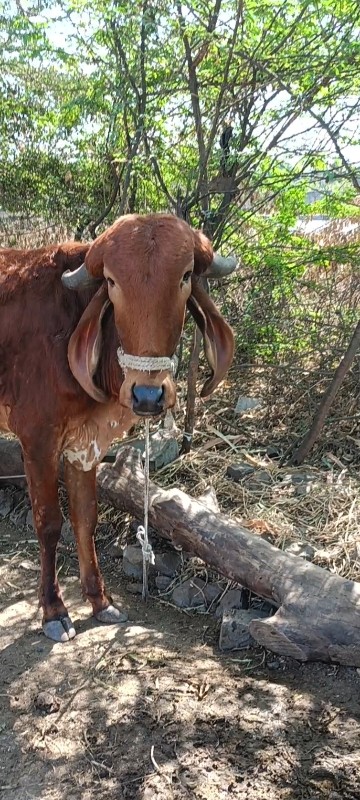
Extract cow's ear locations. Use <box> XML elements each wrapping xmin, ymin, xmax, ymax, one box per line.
<box><xmin>192</xmin><ymin>229</ymin><xmax>214</xmax><ymax>276</ymax></box>
<box><xmin>187</xmin><ymin>278</ymin><xmax>234</xmax><ymax>397</ymax></box>
<box><xmin>68</xmin><ymin>284</ymin><xmax>110</xmax><ymax>402</ymax></box>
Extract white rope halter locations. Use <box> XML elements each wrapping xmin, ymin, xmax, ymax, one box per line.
<box><xmin>117</xmin><ymin>346</ymin><xmax>178</xmax><ymax>375</ymax></box>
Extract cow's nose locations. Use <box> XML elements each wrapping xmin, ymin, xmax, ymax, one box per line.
<box><xmin>131</xmin><ymin>384</ymin><xmax>165</xmax><ymax>416</ymax></box>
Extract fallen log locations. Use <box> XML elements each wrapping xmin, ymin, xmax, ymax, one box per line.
<box><xmin>3</xmin><ymin>437</ymin><xmax>360</xmax><ymax>666</ymax></box>
<box><xmin>97</xmin><ymin>447</ymin><xmax>360</xmax><ymax>668</ymax></box>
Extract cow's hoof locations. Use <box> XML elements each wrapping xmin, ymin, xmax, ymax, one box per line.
<box><xmin>95</xmin><ymin>604</ymin><xmax>128</xmax><ymax>624</ymax></box>
<box><xmin>43</xmin><ymin>616</ymin><xmax>76</xmax><ymax>642</ymax></box>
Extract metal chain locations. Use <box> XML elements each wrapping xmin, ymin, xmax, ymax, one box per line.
<box><xmin>136</xmin><ymin>418</ymin><xmax>155</xmax><ymax>599</ymax></box>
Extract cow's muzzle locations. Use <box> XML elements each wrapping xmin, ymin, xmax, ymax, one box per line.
<box><xmin>131</xmin><ymin>384</ymin><xmax>165</xmax><ymax>416</ymax></box>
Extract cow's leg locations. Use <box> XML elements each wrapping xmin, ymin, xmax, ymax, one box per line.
<box><xmin>22</xmin><ymin>446</ymin><xmax>76</xmax><ymax>643</ymax></box>
<box><xmin>64</xmin><ymin>461</ymin><xmax>127</xmax><ymax>624</ymax></box>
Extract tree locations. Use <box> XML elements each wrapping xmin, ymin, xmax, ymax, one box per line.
<box><xmin>1</xmin><ymin>0</ymin><xmax>359</xmax><ymax>237</ymax></box>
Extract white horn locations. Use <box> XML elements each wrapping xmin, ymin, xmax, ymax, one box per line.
<box><xmin>206</xmin><ymin>253</ymin><xmax>238</xmax><ymax>278</ymax></box>
<box><xmin>61</xmin><ymin>262</ymin><xmax>99</xmax><ymax>290</ymax></box>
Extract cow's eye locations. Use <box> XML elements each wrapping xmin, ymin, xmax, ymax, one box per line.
<box><xmin>107</xmin><ymin>276</ymin><xmax>115</xmax><ymax>288</ymax></box>
<box><xmin>182</xmin><ymin>271</ymin><xmax>192</xmax><ymax>284</ymax></box>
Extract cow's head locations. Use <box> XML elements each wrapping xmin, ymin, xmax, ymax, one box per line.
<box><xmin>62</xmin><ymin>214</ymin><xmax>235</xmax><ymax>416</ymax></box>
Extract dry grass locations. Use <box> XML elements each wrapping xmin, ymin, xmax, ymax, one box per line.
<box><xmin>89</xmin><ymin>362</ymin><xmax>360</xmax><ymax>593</ymax></box>
<box><xmin>0</xmin><ymin>215</ymin><xmax>74</xmax><ymax>248</ymax></box>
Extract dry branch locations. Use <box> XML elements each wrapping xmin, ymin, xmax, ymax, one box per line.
<box><xmin>97</xmin><ymin>447</ymin><xmax>360</xmax><ymax>668</ymax></box>
<box><xmin>290</xmin><ymin>320</ymin><xmax>360</xmax><ymax>465</ymax></box>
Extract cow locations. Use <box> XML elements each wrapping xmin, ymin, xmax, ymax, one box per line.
<box><xmin>0</xmin><ymin>213</ymin><xmax>235</xmax><ymax>642</ymax></box>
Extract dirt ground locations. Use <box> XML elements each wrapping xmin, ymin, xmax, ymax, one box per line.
<box><xmin>1</xmin><ymin>517</ymin><xmax>360</xmax><ymax>800</ymax></box>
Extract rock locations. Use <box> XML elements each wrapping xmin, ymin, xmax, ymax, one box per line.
<box><xmin>12</xmin><ymin>489</ymin><xmax>25</xmax><ymax>506</ymax></box>
<box><xmin>234</xmin><ymin>396</ymin><xmax>262</xmax><ymax>414</ymax></box>
<box><xmin>0</xmin><ymin>490</ymin><xmax>12</xmax><ymax>519</ymax></box>
<box><xmin>266</xmin><ymin>658</ymin><xmax>282</xmax><ymax>670</ymax></box>
<box><xmin>279</xmin><ymin>473</ymin><xmax>294</xmax><ymax>486</ymax></box>
<box><xmin>10</xmin><ymin>506</ymin><xmax>28</xmax><ymax>526</ymax></box>
<box><xmin>291</xmin><ymin>471</ymin><xmax>317</xmax><ymax>485</ymax></box>
<box><xmin>108</xmin><ymin>536</ymin><xmax>125</xmax><ymax>558</ymax></box>
<box><xmin>253</xmin><ymin>470</ymin><xmax>272</xmax><ymax>485</ymax></box>
<box><xmin>284</xmin><ymin>541</ymin><xmax>315</xmax><ymax>561</ymax></box>
<box><xmin>293</xmin><ymin>472</ymin><xmax>318</xmax><ymax>496</ymax></box>
<box><xmin>227</xmin><ymin>463</ymin><xmax>255</xmax><ymax>482</ymax></box>
<box><xmin>294</xmin><ymin>483</ymin><xmax>313</xmax><ymax>497</ymax></box>
<box><xmin>154</xmin><ymin>551</ymin><xmax>181</xmax><ymax>577</ymax></box>
<box><xmin>155</xmin><ymin>575</ymin><xmax>172</xmax><ymax>591</ymax></box>
<box><xmin>280</xmin><ymin>471</ymin><xmax>317</xmax><ymax>493</ymax></box>
<box><xmin>247</xmin><ymin>470</ymin><xmax>273</xmax><ymax>491</ymax></box>
<box><xmin>104</xmin><ymin>431</ymin><xmax>179</xmax><ymax>472</ymax></box>
<box><xmin>34</xmin><ymin>691</ymin><xmax>60</xmax><ymax>714</ymax></box>
<box><xmin>219</xmin><ymin>608</ymin><xmax>269</xmax><ymax>651</ymax></box>
<box><xmin>215</xmin><ymin>588</ymin><xmax>245</xmax><ymax>618</ymax></box>
<box><xmin>61</xmin><ymin>520</ymin><xmax>73</xmax><ymax>544</ymax></box>
<box><xmin>266</xmin><ymin>445</ymin><xmax>281</xmax><ymax>459</ymax></box>
<box><xmin>172</xmin><ymin>578</ymin><xmax>206</xmax><ymax>609</ymax></box>
<box><xmin>197</xmin><ymin>486</ymin><xmax>220</xmax><ymax>513</ymax></box>
<box><xmin>122</xmin><ymin>544</ymin><xmax>144</xmax><ymax>579</ymax></box>
<box><xmin>26</xmin><ymin>509</ymin><xmax>35</xmax><ymax>530</ymax></box>
<box><xmin>203</xmin><ymin>582</ymin><xmax>222</xmax><ymax>604</ymax></box>
<box><xmin>148</xmin><ymin>432</ymin><xmax>179</xmax><ymax>472</ymax></box>
<box><xmin>163</xmin><ymin>409</ymin><xmax>180</xmax><ymax>435</ymax></box>
<box><xmin>126</xmin><ymin>582</ymin><xmax>144</xmax><ymax>595</ymax></box>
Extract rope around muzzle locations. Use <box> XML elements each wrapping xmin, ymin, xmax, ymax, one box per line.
<box><xmin>117</xmin><ymin>347</ymin><xmax>178</xmax><ymax>375</ymax></box>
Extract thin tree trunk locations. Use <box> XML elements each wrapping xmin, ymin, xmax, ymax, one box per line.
<box><xmin>180</xmin><ymin>325</ymin><xmax>202</xmax><ymax>454</ymax></box>
<box><xmin>290</xmin><ymin>320</ymin><xmax>360</xmax><ymax>466</ymax></box>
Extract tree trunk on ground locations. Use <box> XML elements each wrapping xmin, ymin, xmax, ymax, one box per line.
<box><xmin>290</xmin><ymin>320</ymin><xmax>360</xmax><ymax>466</ymax></box>
<box><xmin>97</xmin><ymin>447</ymin><xmax>360</xmax><ymax>668</ymax></box>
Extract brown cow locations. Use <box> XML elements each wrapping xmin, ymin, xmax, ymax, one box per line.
<box><xmin>0</xmin><ymin>213</ymin><xmax>235</xmax><ymax>642</ymax></box>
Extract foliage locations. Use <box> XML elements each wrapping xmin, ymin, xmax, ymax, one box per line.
<box><xmin>0</xmin><ymin>0</ymin><xmax>359</xmax><ymax>359</ymax></box>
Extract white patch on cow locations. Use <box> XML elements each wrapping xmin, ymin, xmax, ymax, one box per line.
<box><xmin>63</xmin><ymin>439</ymin><xmax>102</xmax><ymax>472</ymax></box>
<box><xmin>109</xmin><ymin>420</ymin><xmax>118</xmax><ymax>429</ymax></box>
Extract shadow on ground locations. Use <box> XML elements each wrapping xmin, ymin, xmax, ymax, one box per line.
<box><xmin>1</xmin><ymin>518</ymin><xmax>360</xmax><ymax>800</ymax></box>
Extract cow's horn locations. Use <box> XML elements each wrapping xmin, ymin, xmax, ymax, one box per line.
<box><xmin>61</xmin><ymin>262</ymin><xmax>99</xmax><ymax>290</ymax></box>
<box><xmin>207</xmin><ymin>253</ymin><xmax>238</xmax><ymax>278</ymax></box>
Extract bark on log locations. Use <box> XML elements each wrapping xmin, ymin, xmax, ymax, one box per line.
<box><xmin>97</xmin><ymin>447</ymin><xmax>360</xmax><ymax>667</ymax></box>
